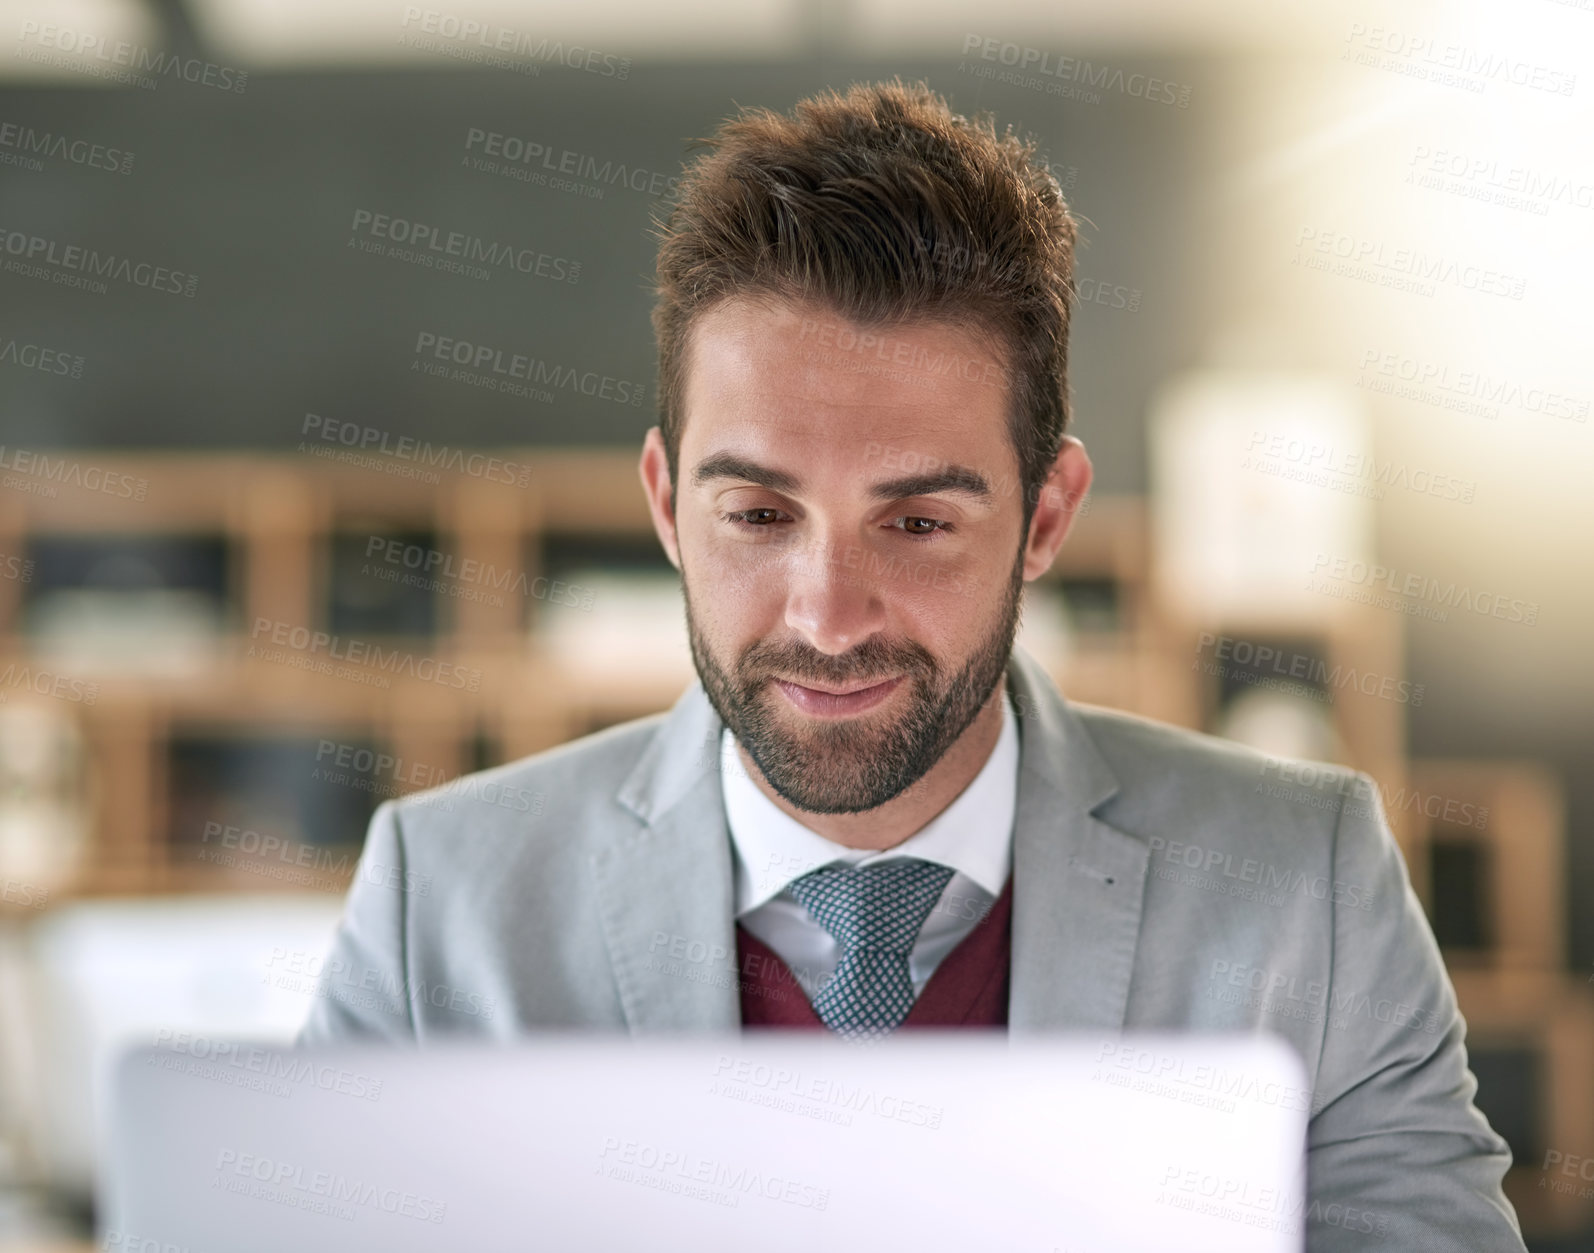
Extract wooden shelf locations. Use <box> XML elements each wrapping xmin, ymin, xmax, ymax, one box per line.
<box><xmin>1401</xmin><ymin>760</ymin><xmax>1565</xmax><ymax>973</ymax></box>
<box><xmin>1453</xmin><ymin>970</ymin><xmax>1594</xmax><ymax>1237</ymax></box>
<box><xmin>0</xmin><ymin>452</ymin><xmax>1424</xmax><ymax>906</ymax></box>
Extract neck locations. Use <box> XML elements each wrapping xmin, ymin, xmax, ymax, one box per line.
<box><xmin>733</xmin><ymin>676</ymin><xmax>1008</xmax><ymax>852</ymax></box>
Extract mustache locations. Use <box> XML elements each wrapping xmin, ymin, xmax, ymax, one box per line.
<box><xmin>740</xmin><ymin>644</ymin><xmax>930</xmax><ymax>689</ymax></box>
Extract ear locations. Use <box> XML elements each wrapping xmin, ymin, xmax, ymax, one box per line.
<box><xmin>1021</xmin><ymin>435</ymin><xmax>1093</xmax><ymax>580</ymax></box>
<box><xmin>638</xmin><ymin>426</ymin><xmax>682</xmax><ymax>571</ymax></box>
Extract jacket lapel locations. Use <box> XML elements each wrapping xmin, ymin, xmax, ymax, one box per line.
<box><xmin>1005</xmin><ymin>646</ymin><xmax>1147</xmax><ymax>1032</ymax></box>
<box><xmin>591</xmin><ymin>683</ymin><xmax>742</xmax><ymax>1033</ymax></box>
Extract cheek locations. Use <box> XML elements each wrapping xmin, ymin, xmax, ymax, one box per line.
<box><xmin>904</xmin><ymin>587</ymin><xmax>980</xmax><ymax>658</ymax></box>
<box><xmin>876</xmin><ymin>558</ymin><xmax>976</xmax><ymax>612</ymax></box>
<box><xmin>685</xmin><ymin>542</ymin><xmax>785</xmax><ymax>636</ymax></box>
<box><xmin>690</xmin><ymin>518</ymin><xmax>817</xmax><ymax>593</ymax></box>
<box><xmin>694</xmin><ymin>539</ymin><xmax>785</xmax><ymax>601</ymax></box>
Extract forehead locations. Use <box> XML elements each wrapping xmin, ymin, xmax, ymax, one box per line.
<box><xmin>681</xmin><ymin>296</ymin><xmax>1014</xmax><ymax>460</ymax></box>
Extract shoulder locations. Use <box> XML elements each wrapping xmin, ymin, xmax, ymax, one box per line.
<box><xmin>1063</xmin><ymin>703</ymin><xmax>1399</xmax><ymax>928</ymax></box>
<box><xmin>383</xmin><ymin>710</ymin><xmax>669</xmax><ymax>849</ymax></box>
<box><xmin>1068</xmin><ymin>701</ymin><xmax>1374</xmax><ymax>852</ymax></box>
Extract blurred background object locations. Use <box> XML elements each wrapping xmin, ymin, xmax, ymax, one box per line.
<box><xmin>1</xmin><ymin>0</ymin><xmax>1591</xmax><ymax>1247</ymax></box>
<box><xmin>0</xmin><ymin>702</ymin><xmax>91</xmax><ymax>897</ymax></box>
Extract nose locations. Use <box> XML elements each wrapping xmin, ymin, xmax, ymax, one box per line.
<box><xmin>780</xmin><ymin>534</ymin><xmax>888</xmax><ymax>657</ymax></box>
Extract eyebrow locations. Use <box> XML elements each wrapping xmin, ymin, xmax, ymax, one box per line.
<box><xmin>690</xmin><ymin>452</ymin><xmax>994</xmax><ymax>504</ymax></box>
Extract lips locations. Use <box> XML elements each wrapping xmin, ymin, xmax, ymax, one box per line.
<box><xmin>772</xmin><ymin>675</ymin><xmax>904</xmax><ymax>717</ymax></box>
<box><xmin>778</xmin><ymin>676</ymin><xmax>897</xmax><ymax>695</ymax></box>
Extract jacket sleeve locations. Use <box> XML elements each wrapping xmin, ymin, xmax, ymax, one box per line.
<box><xmin>294</xmin><ymin>799</ymin><xmax>417</xmax><ymax>1045</ymax></box>
<box><xmin>1303</xmin><ymin>771</ymin><xmax>1525</xmax><ymax>1251</ymax></box>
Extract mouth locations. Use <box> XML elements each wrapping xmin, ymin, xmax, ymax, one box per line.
<box><xmin>772</xmin><ymin>675</ymin><xmax>903</xmax><ymax>718</ymax></box>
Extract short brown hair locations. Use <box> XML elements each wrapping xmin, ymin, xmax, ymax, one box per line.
<box><xmin>650</xmin><ymin>76</ymin><xmax>1078</xmax><ymax>527</ymax></box>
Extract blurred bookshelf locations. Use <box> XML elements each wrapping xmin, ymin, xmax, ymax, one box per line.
<box><xmin>1402</xmin><ymin>762</ymin><xmax>1587</xmax><ymax>1236</ymax></box>
<box><xmin>0</xmin><ymin>449</ymin><xmax>1219</xmax><ymax>902</ymax></box>
<box><xmin>0</xmin><ymin>449</ymin><xmax>669</xmax><ymax>902</ymax></box>
<box><xmin>0</xmin><ymin>447</ymin><xmax>1586</xmax><ymax>1242</ymax></box>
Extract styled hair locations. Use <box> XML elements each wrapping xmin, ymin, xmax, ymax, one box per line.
<box><xmin>649</xmin><ymin>76</ymin><xmax>1079</xmax><ymax>528</ymax></box>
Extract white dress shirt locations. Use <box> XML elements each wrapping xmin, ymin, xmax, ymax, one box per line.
<box><xmin>721</xmin><ymin>690</ymin><xmax>1018</xmax><ymax>1000</ymax></box>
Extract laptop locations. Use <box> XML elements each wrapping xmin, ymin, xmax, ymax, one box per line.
<box><xmin>101</xmin><ymin>1032</ymin><xmax>1309</xmax><ymax>1252</ymax></box>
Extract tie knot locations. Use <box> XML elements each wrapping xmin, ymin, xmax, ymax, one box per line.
<box><xmin>787</xmin><ymin>858</ymin><xmax>956</xmax><ymax>955</ymax></box>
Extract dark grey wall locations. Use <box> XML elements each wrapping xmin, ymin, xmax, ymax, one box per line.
<box><xmin>0</xmin><ymin>57</ymin><xmax>1215</xmax><ymax>492</ymax></box>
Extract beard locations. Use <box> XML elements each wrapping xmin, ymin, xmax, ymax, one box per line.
<box><xmin>683</xmin><ymin>544</ymin><xmax>1026</xmax><ymax>815</ymax></box>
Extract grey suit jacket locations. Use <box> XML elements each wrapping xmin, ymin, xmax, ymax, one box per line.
<box><xmin>297</xmin><ymin>643</ymin><xmax>1525</xmax><ymax>1251</ymax></box>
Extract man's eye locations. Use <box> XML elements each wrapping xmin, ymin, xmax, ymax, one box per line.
<box><xmin>892</xmin><ymin>516</ymin><xmax>952</xmax><ymax>538</ymax></box>
<box><xmin>722</xmin><ymin>508</ymin><xmax>785</xmax><ymax>527</ymax></box>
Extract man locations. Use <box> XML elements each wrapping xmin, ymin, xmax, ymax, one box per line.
<box><xmin>299</xmin><ymin>79</ymin><xmax>1525</xmax><ymax>1250</ymax></box>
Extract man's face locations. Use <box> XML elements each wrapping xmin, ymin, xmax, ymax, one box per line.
<box><xmin>666</xmin><ymin>297</ymin><xmax>1031</xmax><ymax>815</ymax></box>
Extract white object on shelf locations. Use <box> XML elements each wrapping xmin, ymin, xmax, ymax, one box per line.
<box><xmin>535</xmin><ymin>571</ymin><xmax>692</xmax><ymax>682</ymax></box>
<box><xmin>1215</xmin><ymin>686</ymin><xmax>1344</xmax><ymax>765</ymax></box>
<box><xmin>1148</xmin><ymin>371</ymin><xmax>1374</xmax><ymax>626</ymax></box>
<box><xmin>24</xmin><ymin>589</ymin><xmax>225</xmax><ymax>676</ymax></box>
<box><xmin>0</xmin><ymin>703</ymin><xmax>90</xmax><ymax>897</ymax></box>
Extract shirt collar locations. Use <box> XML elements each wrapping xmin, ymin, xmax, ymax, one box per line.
<box><xmin>721</xmin><ymin>689</ymin><xmax>1018</xmax><ymax>917</ymax></box>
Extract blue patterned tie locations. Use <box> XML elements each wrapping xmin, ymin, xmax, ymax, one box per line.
<box><xmin>786</xmin><ymin>858</ymin><xmax>957</xmax><ymax>1040</ymax></box>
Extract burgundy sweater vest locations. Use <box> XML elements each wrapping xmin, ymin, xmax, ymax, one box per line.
<box><xmin>737</xmin><ymin>876</ymin><xmax>1014</xmax><ymax>1029</ymax></box>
